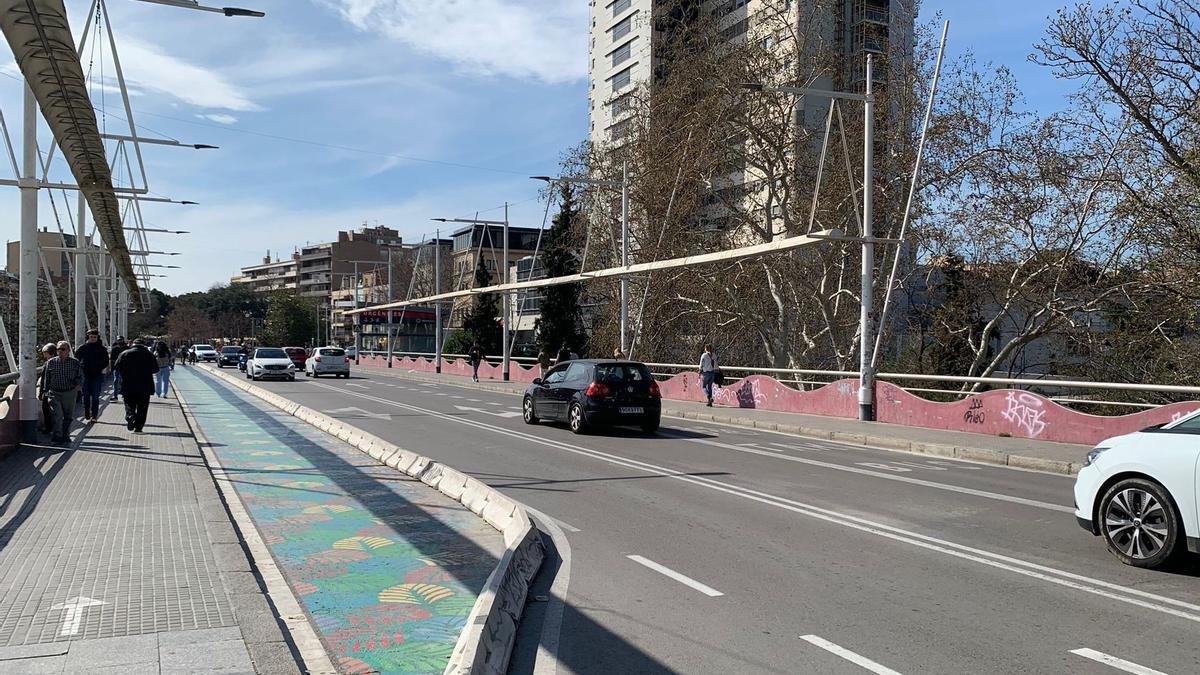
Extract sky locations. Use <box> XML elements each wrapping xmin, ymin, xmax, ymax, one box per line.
<box><xmin>0</xmin><ymin>0</ymin><xmax>1078</xmax><ymax>296</ymax></box>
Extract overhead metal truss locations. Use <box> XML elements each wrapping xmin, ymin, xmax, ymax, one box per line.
<box><xmin>0</xmin><ymin>0</ymin><xmax>141</xmax><ymax>301</ymax></box>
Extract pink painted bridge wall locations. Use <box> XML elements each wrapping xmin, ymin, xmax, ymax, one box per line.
<box><xmin>358</xmin><ymin>356</ymin><xmax>1200</xmax><ymax>446</ymax></box>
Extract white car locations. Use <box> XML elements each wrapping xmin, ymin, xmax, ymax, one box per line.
<box><xmin>1075</xmin><ymin>410</ymin><xmax>1200</xmax><ymax>568</ymax></box>
<box><xmin>305</xmin><ymin>346</ymin><xmax>350</xmax><ymax>378</ymax></box>
<box><xmin>245</xmin><ymin>347</ymin><xmax>296</xmax><ymax>381</ymax></box>
<box><xmin>191</xmin><ymin>344</ymin><xmax>218</xmax><ymax>362</ymax></box>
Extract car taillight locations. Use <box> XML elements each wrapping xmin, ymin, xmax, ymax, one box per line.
<box><xmin>585</xmin><ymin>382</ymin><xmax>611</xmax><ymax>397</ymax></box>
<box><xmin>344</xmin><ymin>357</ymin><xmax>350</xmax><ymax>364</ymax></box>
<box><xmin>648</xmin><ymin>381</ymin><xmax>661</xmax><ymax>398</ymax></box>
<box><xmin>315</xmin><ymin>356</ymin><xmax>322</xmax><ymax>363</ymax></box>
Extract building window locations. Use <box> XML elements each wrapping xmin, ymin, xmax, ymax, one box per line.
<box><xmin>609</xmin><ymin>119</ymin><xmax>633</xmax><ymax>141</ymax></box>
<box><xmin>611</xmin><ymin>40</ymin><xmax>632</xmax><ymax>67</ymax></box>
<box><xmin>612</xmin><ymin>0</ymin><xmax>631</xmax><ymax>17</ymax></box>
<box><xmin>611</xmin><ymin>66</ymin><xmax>631</xmax><ymax>92</ymax></box>
<box><xmin>611</xmin><ymin>93</ymin><xmax>633</xmax><ymax>117</ymax></box>
<box><xmin>611</xmin><ymin>15</ymin><xmax>631</xmax><ymax>41</ymax></box>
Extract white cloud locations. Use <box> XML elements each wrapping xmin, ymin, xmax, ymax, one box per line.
<box><xmin>317</xmin><ymin>0</ymin><xmax>588</xmax><ymax>84</ymax></box>
<box><xmin>199</xmin><ymin>114</ymin><xmax>238</xmax><ymax>125</ymax></box>
<box><xmin>117</xmin><ymin>36</ymin><xmax>261</xmax><ymax>112</ymax></box>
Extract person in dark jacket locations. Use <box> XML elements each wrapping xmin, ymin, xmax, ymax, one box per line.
<box><xmin>468</xmin><ymin>342</ymin><xmax>484</xmax><ymax>383</ymax></box>
<box><xmin>74</xmin><ymin>330</ymin><xmax>109</xmax><ymax>421</ymax></box>
<box><xmin>113</xmin><ymin>338</ymin><xmax>158</xmax><ymax>432</ymax></box>
<box><xmin>109</xmin><ymin>336</ymin><xmax>128</xmax><ymax>401</ymax></box>
<box><xmin>555</xmin><ymin>345</ymin><xmax>572</xmax><ymax>365</ymax></box>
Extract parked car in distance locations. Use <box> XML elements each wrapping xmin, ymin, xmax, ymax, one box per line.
<box><xmin>523</xmin><ymin>360</ymin><xmax>661</xmax><ymax>434</ymax></box>
<box><xmin>191</xmin><ymin>344</ymin><xmax>218</xmax><ymax>362</ymax></box>
<box><xmin>218</xmin><ymin>346</ymin><xmax>243</xmax><ymax>368</ymax></box>
<box><xmin>305</xmin><ymin>346</ymin><xmax>350</xmax><ymax>378</ymax></box>
<box><xmin>245</xmin><ymin>347</ymin><xmax>296</xmax><ymax>381</ymax></box>
<box><xmin>284</xmin><ymin>347</ymin><xmax>308</xmax><ymax>369</ymax></box>
<box><xmin>1075</xmin><ymin>409</ymin><xmax>1200</xmax><ymax>569</ymax></box>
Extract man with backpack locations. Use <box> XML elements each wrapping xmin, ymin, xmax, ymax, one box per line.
<box><xmin>468</xmin><ymin>342</ymin><xmax>484</xmax><ymax>383</ymax></box>
<box><xmin>699</xmin><ymin>344</ymin><xmax>721</xmax><ymax>407</ymax></box>
<box><xmin>113</xmin><ymin>338</ymin><xmax>158</xmax><ymax>432</ymax></box>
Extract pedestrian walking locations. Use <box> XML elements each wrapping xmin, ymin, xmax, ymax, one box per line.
<box><xmin>114</xmin><ymin>338</ymin><xmax>157</xmax><ymax>432</ymax></box>
<box><xmin>154</xmin><ymin>341</ymin><xmax>175</xmax><ymax>398</ymax></box>
<box><xmin>468</xmin><ymin>342</ymin><xmax>484</xmax><ymax>383</ymax></box>
<box><xmin>699</xmin><ymin>344</ymin><xmax>720</xmax><ymax>407</ymax></box>
<box><xmin>109</xmin><ymin>336</ymin><xmax>128</xmax><ymax>400</ymax></box>
<box><xmin>74</xmin><ymin>329</ymin><xmax>109</xmax><ymax>422</ymax></box>
<box><xmin>555</xmin><ymin>345</ymin><xmax>572</xmax><ymax>365</ymax></box>
<box><xmin>37</xmin><ymin>343</ymin><xmax>56</xmax><ymax>434</ymax></box>
<box><xmin>177</xmin><ymin>344</ymin><xmax>189</xmax><ymax>366</ymax></box>
<box><xmin>44</xmin><ymin>341</ymin><xmax>83</xmax><ymax>443</ymax></box>
<box><xmin>612</xmin><ymin>347</ymin><xmax>625</xmax><ymax>360</ymax></box>
<box><xmin>536</xmin><ymin>349</ymin><xmax>551</xmax><ymax>380</ymax></box>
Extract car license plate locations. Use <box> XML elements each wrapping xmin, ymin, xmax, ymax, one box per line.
<box><xmin>619</xmin><ymin>406</ymin><xmax>644</xmax><ymax>414</ymax></box>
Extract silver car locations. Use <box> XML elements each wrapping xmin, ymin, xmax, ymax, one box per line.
<box><xmin>305</xmin><ymin>346</ymin><xmax>350</xmax><ymax>378</ymax></box>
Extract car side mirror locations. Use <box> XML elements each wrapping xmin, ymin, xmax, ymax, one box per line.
<box><xmin>532</xmin><ymin>378</ymin><xmax>543</xmax><ymax>386</ymax></box>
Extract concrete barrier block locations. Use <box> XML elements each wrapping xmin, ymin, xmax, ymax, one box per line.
<box><xmin>408</xmin><ymin>455</ymin><xmax>431</xmax><ymax>477</ymax></box>
<box><xmin>437</xmin><ymin>469</ymin><xmax>470</xmax><ymax>500</ymax></box>
<box><xmin>482</xmin><ymin>496</ymin><xmax>518</xmax><ymax>532</ymax></box>
<box><xmin>418</xmin><ymin>464</ymin><xmax>444</xmax><ymax>488</ymax></box>
<box><xmin>462</xmin><ymin>480</ymin><xmax>490</xmax><ymax>515</ymax></box>
<box><xmin>1007</xmin><ymin>454</ymin><xmax>1073</xmax><ymax>475</ymax></box>
<box><xmin>910</xmin><ymin>442</ymin><xmax>957</xmax><ymax>458</ymax></box>
<box><xmin>957</xmin><ymin>447</ymin><xmax>1008</xmax><ymax>466</ymax></box>
<box><xmin>752</xmin><ymin>420</ymin><xmax>779</xmax><ymax>431</ymax></box>
<box><xmin>831</xmin><ymin>431</ymin><xmax>868</xmax><ymax>445</ymax></box>
<box><xmin>866</xmin><ymin>435</ymin><xmax>911</xmax><ymax>451</ymax></box>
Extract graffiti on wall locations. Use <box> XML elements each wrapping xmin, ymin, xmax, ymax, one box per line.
<box><xmin>963</xmin><ymin>398</ymin><xmax>985</xmax><ymax>425</ymax></box>
<box><xmin>1000</xmin><ymin>392</ymin><xmax>1048</xmax><ymax>438</ymax></box>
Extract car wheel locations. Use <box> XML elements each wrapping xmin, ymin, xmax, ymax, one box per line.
<box><xmin>288</xmin><ymin>375</ymin><xmax>295</xmax><ymax>381</ymax></box>
<box><xmin>568</xmin><ymin>402</ymin><xmax>587</xmax><ymax>434</ymax></box>
<box><xmin>641</xmin><ymin>415</ymin><xmax>660</xmax><ymax>434</ymax></box>
<box><xmin>1099</xmin><ymin>478</ymin><xmax>1181</xmax><ymax>569</ymax></box>
<box><xmin>523</xmin><ymin>396</ymin><xmax>538</xmax><ymax>425</ymax></box>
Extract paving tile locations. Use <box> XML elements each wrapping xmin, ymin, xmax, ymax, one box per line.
<box><xmin>160</xmin><ymin>638</ymin><xmax>254</xmax><ymax>674</ymax></box>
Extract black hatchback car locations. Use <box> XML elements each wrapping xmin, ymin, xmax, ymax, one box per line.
<box><xmin>523</xmin><ymin>360</ymin><xmax>662</xmax><ymax>434</ymax></box>
<box><xmin>218</xmin><ymin>346</ymin><xmax>243</xmax><ymax>368</ymax></box>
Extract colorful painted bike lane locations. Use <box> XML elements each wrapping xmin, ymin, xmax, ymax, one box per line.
<box><xmin>172</xmin><ymin>367</ymin><xmax>505</xmax><ymax>674</ymax></box>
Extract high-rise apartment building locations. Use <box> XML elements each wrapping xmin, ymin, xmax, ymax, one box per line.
<box><xmin>588</xmin><ymin>0</ymin><xmax>915</xmax><ymax>149</ymax></box>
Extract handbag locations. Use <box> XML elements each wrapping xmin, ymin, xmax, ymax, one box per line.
<box><xmin>713</xmin><ymin>369</ymin><xmax>725</xmax><ymax>387</ymax></box>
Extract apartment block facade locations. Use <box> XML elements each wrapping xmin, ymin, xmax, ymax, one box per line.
<box><xmin>588</xmin><ymin>0</ymin><xmax>915</xmax><ymax>149</ymax></box>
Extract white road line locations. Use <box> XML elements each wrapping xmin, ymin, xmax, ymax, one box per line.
<box><xmin>740</xmin><ymin>443</ymin><xmax>783</xmax><ymax>453</ymax></box>
<box><xmin>800</xmin><ymin>635</ymin><xmax>902</xmax><ymax>675</ymax></box>
<box><xmin>467</xmin><ymin>398</ymin><xmax>481</xmax><ymax>403</ymax></box>
<box><xmin>1069</xmin><ymin>649</ymin><xmax>1168</xmax><ymax>675</ymax></box>
<box><xmin>668</xmin><ymin>433</ymin><xmax>1072</xmax><ymax>513</ymax></box>
<box><xmin>894</xmin><ymin>460</ymin><xmax>947</xmax><ymax>471</ymax></box>
<box><xmin>626</xmin><ymin>555</ymin><xmax>723</xmax><ymax>597</ymax></box>
<box><xmin>302</xmin><ymin>382</ymin><xmax>1200</xmax><ymax>625</ymax></box>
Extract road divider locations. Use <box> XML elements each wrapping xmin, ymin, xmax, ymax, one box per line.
<box><xmin>1069</xmin><ymin>648</ymin><xmax>1167</xmax><ymax>675</ymax></box>
<box><xmin>627</xmin><ymin>555</ymin><xmax>724</xmax><ymax>597</ymax></box>
<box><xmin>800</xmin><ymin>635</ymin><xmax>902</xmax><ymax>675</ymax></box>
<box><xmin>199</xmin><ymin>366</ymin><xmax>545</xmax><ymax>675</ymax></box>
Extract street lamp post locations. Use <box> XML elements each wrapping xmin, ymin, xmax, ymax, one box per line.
<box><xmin>433</xmin><ymin>215</ymin><xmax>512</xmax><ymax>381</ymax></box>
<box><xmin>532</xmin><ymin>166</ymin><xmax>631</xmax><ymax>355</ymax></box>
<box><xmin>738</xmin><ymin>57</ymin><xmax>878</xmax><ymax>421</ymax></box>
<box><xmin>434</xmin><ymin>229</ymin><xmax>442</xmax><ymax>374</ymax></box>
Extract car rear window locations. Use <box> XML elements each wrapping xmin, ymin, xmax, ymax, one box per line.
<box><xmin>194</xmin><ymin>345</ymin><xmax>213</xmax><ymax>350</ymax></box>
<box><xmin>319</xmin><ymin>348</ymin><xmax>345</xmax><ymax>356</ymax></box>
<box><xmin>595</xmin><ymin>363</ymin><xmax>652</xmax><ymax>383</ymax></box>
<box><xmin>221</xmin><ymin>347</ymin><xmax>241</xmax><ymax>354</ymax></box>
<box><xmin>255</xmin><ymin>348</ymin><xmax>287</xmax><ymax>359</ymax></box>
<box><xmin>285</xmin><ymin>348</ymin><xmax>306</xmax><ymax>356</ymax></box>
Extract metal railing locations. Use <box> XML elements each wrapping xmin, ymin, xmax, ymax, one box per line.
<box><xmin>364</xmin><ymin>350</ymin><xmax>1198</xmax><ymax>412</ymax></box>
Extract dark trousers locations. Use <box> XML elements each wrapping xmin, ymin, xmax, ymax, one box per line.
<box><xmin>81</xmin><ymin>375</ymin><xmax>104</xmax><ymax>417</ymax></box>
<box><xmin>123</xmin><ymin>393</ymin><xmax>151</xmax><ymax>431</ymax></box>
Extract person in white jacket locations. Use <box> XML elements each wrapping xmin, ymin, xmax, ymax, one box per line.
<box><xmin>698</xmin><ymin>344</ymin><xmax>718</xmax><ymax>407</ymax></box>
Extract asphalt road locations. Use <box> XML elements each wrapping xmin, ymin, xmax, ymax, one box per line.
<box><xmin>198</xmin><ymin>365</ymin><xmax>1200</xmax><ymax>675</ymax></box>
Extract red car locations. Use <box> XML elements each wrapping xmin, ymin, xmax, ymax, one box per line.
<box><xmin>283</xmin><ymin>347</ymin><xmax>309</xmax><ymax>369</ymax></box>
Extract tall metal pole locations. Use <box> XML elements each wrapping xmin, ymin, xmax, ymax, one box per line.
<box><xmin>96</xmin><ymin>258</ymin><xmax>108</xmax><ymax>342</ymax></box>
<box><xmin>386</xmin><ymin>247</ymin><xmax>393</xmax><ymax>367</ymax></box>
<box><xmin>434</xmin><ymin>230</ymin><xmax>442</xmax><ymax>374</ymax></box>
<box><xmin>858</xmin><ymin>54</ymin><xmax>876</xmax><ymax>422</ymax></box>
<box><xmin>502</xmin><ymin>204</ymin><xmax>510</xmax><ymax>381</ymax></box>
<box><xmin>353</xmin><ymin>261</ymin><xmax>361</xmax><ymax>364</ymax></box>
<box><xmin>108</xmin><ymin>264</ymin><xmax>118</xmax><ymax>344</ymax></box>
<box><xmin>620</xmin><ymin>160</ymin><xmax>630</xmax><ymax>355</ymax></box>
<box><xmin>73</xmin><ymin>193</ymin><xmax>87</xmax><ymax>345</ymax></box>
<box><xmin>17</xmin><ymin>86</ymin><xmax>40</xmax><ymax>440</ymax></box>
<box><xmin>118</xmin><ymin>281</ymin><xmax>128</xmax><ymax>339</ymax></box>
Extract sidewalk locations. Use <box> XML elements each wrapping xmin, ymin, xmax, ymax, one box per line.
<box><xmin>0</xmin><ymin>392</ymin><xmax>293</xmax><ymax>674</ymax></box>
<box><xmin>360</xmin><ymin>362</ymin><xmax>1091</xmax><ymax>475</ymax></box>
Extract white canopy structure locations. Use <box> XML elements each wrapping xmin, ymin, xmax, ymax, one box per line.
<box><xmin>0</xmin><ymin>0</ymin><xmax>142</xmax><ymax>302</ymax></box>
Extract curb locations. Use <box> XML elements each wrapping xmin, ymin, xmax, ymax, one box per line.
<box><xmin>201</xmin><ymin>366</ymin><xmax>545</xmax><ymax>675</ymax></box>
<box><xmin>361</xmin><ymin>364</ymin><xmax>1086</xmax><ymax>477</ymax></box>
